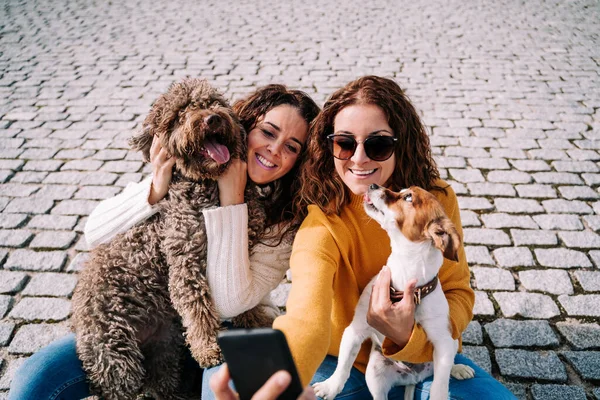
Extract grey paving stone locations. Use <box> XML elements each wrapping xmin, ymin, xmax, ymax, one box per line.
<box><xmin>461</xmin><ymin>321</ymin><xmax>482</xmax><ymax>345</ymax></box>
<box><xmin>10</xmin><ymin>171</ymin><xmax>48</xmax><ymax>183</ymax></box>
<box><xmin>495</xmin><ymin>349</ymin><xmax>566</xmax><ymax>381</ymax></box>
<box><xmin>471</xmin><ymin>267</ymin><xmax>515</xmax><ymax>290</ymax></box>
<box><xmin>4</xmin><ymin>249</ymin><xmax>67</xmax><ymax>271</ymax></box>
<box><xmin>558</xmin><ymin>185</ymin><xmax>600</xmax><ymax>200</ymax></box>
<box><xmin>60</xmin><ymin>159</ymin><xmax>103</xmax><ymax>171</ymax></box>
<box><xmin>515</xmin><ymin>184</ymin><xmax>557</xmax><ymax>199</ymax></box>
<box><xmin>7</xmin><ymin>323</ymin><xmax>70</xmax><ymax>355</ymax></box>
<box><xmin>556</xmin><ymin>322</ymin><xmax>600</xmax><ymax>349</ymax></box>
<box><xmin>463</xmin><ymin>228</ymin><xmax>511</xmax><ymax>246</ymax></box>
<box><xmin>494</xmin><ymin>198</ymin><xmax>544</xmax><ymax>213</ymax></box>
<box><xmin>504</xmin><ymin>383</ymin><xmax>527</xmax><ymax>400</ymax></box>
<box><xmin>0</xmin><ymin>213</ymin><xmax>27</xmax><ymax>228</ymax></box>
<box><xmin>558</xmin><ymin>295</ymin><xmax>600</xmax><ymax>317</ymax></box>
<box><xmin>0</xmin><ymin>183</ymin><xmax>39</xmax><ymax>197</ymax></box>
<box><xmin>594</xmin><ymin>388</ymin><xmax>600</xmax><ymax>400</ymax></box>
<box><xmin>30</xmin><ymin>230</ymin><xmax>76</xmax><ymax>250</ymax></box>
<box><xmin>461</xmin><ymin>346</ymin><xmax>491</xmax><ymax>373</ymax></box>
<box><xmin>27</xmin><ymin>215</ymin><xmax>78</xmax><ymax>230</ymax></box>
<box><xmin>562</xmin><ymin>351</ymin><xmax>600</xmax><ymax>380</ymax></box>
<box><xmin>485</xmin><ymin>319</ymin><xmax>558</xmax><ymax>348</ymax></box>
<box><xmin>473</xmin><ymin>291</ymin><xmax>495</xmax><ymax>316</ymax></box>
<box><xmin>100</xmin><ymin>160</ymin><xmax>143</xmax><ymax>173</ymax></box>
<box><xmin>8</xmin><ymin>297</ymin><xmax>71</xmax><ymax>321</ymax></box>
<box><xmin>494</xmin><ymin>292</ymin><xmax>559</xmax><ymax>318</ymax></box>
<box><xmin>465</xmin><ymin>246</ymin><xmax>494</xmax><ymax>265</ymax></box>
<box><xmin>534</xmin><ymin>249</ymin><xmax>591</xmax><ymax>268</ymax></box>
<box><xmin>66</xmin><ymin>252</ymin><xmax>89</xmax><ymax>272</ymax></box>
<box><xmin>34</xmin><ymin>184</ymin><xmax>78</xmax><ymax>200</ymax></box>
<box><xmin>591</xmin><ymin>250</ymin><xmax>600</xmax><ymax>268</ymax></box>
<box><xmin>532</xmin><ymin>214</ymin><xmax>584</xmax><ymax>230</ymax></box>
<box><xmin>0</xmin><ymin>271</ymin><xmax>28</xmax><ymax>294</ymax></box>
<box><xmin>468</xmin><ymin>158</ymin><xmax>510</xmax><ymax>170</ymax></box>
<box><xmin>459</xmin><ymin>210</ymin><xmax>480</xmax><ymax>227</ymax></box>
<box><xmin>0</xmin><ymin>322</ymin><xmax>16</xmax><ymax>346</ymax></box>
<box><xmin>23</xmin><ymin>160</ymin><xmax>64</xmax><ymax>172</ymax></box>
<box><xmin>0</xmin><ymin>229</ymin><xmax>32</xmax><ymax>247</ymax></box>
<box><xmin>584</xmin><ymin>215</ymin><xmax>600</xmax><ymax>231</ymax></box>
<box><xmin>558</xmin><ymin>231</ymin><xmax>600</xmax><ymax>249</ymax></box>
<box><xmin>510</xmin><ymin>159</ymin><xmax>551</xmax><ymax>172</ymax></box>
<box><xmin>79</xmin><ymin>171</ymin><xmax>119</xmax><ymax>185</ymax></box>
<box><xmin>481</xmin><ymin>213</ymin><xmax>538</xmax><ymax>229</ymax></box>
<box><xmin>582</xmin><ymin>173</ymin><xmax>600</xmax><ymax>186</ymax></box>
<box><xmin>532</xmin><ymin>172</ymin><xmax>583</xmax><ymax>185</ymax></box>
<box><xmin>531</xmin><ymin>384</ymin><xmax>586</xmax><ymax>400</ymax></box>
<box><xmin>0</xmin><ymin>248</ymin><xmax>7</xmax><ymax>266</ymax></box>
<box><xmin>0</xmin><ymin>358</ymin><xmax>26</xmax><ymax>390</ymax></box>
<box><xmin>574</xmin><ymin>270</ymin><xmax>600</xmax><ymax>291</ymax></box>
<box><xmin>92</xmin><ymin>149</ymin><xmax>128</xmax><ymax>160</ymax></box>
<box><xmin>466</xmin><ymin>183</ymin><xmax>516</xmax><ymax>197</ymax></box>
<box><xmin>487</xmin><ymin>170</ymin><xmax>532</xmax><ymax>184</ymax></box>
<box><xmin>552</xmin><ymin>160</ymin><xmax>599</xmax><ymax>173</ymax></box>
<box><xmin>50</xmin><ymin>199</ymin><xmax>98</xmax><ymax>216</ymax></box>
<box><xmin>74</xmin><ymin>185</ymin><xmax>121</xmax><ymax>200</ymax></box>
<box><xmin>0</xmin><ymin>295</ymin><xmax>14</xmax><ymax>318</ymax></box>
<box><xmin>433</xmin><ymin>127</ymin><xmax>469</xmax><ymax>137</ymax></box>
<box><xmin>511</xmin><ymin>229</ymin><xmax>557</xmax><ymax>246</ymax></box>
<box><xmin>457</xmin><ymin>196</ymin><xmax>494</xmax><ymax>211</ymax></box>
<box><xmin>448</xmin><ymin>168</ymin><xmax>485</xmax><ymax>183</ymax></box>
<box><xmin>21</xmin><ymin>273</ymin><xmax>78</xmax><ymax>297</ymax></box>
<box><xmin>492</xmin><ymin>247</ymin><xmax>534</xmax><ymax>268</ymax></box>
<box><xmin>542</xmin><ymin>199</ymin><xmax>594</xmax><ymax>214</ymax></box>
<box><xmin>3</xmin><ymin>198</ymin><xmax>54</xmax><ymax>214</ymax></box>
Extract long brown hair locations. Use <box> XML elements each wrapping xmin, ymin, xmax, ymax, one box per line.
<box><xmin>294</xmin><ymin>75</ymin><xmax>441</xmax><ymax>222</ymax></box>
<box><xmin>233</xmin><ymin>84</ymin><xmax>320</xmax><ymax>233</ymax></box>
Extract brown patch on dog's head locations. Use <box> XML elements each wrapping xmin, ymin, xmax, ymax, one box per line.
<box><xmin>364</xmin><ymin>184</ymin><xmax>460</xmax><ymax>262</ymax></box>
<box><xmin>129</xmin><ymin>78</ymin><xmax>245</xmax><ymax>181</ymax></box>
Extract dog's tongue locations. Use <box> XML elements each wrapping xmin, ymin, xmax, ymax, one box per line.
<box><xmin>363</xmin><ymin>193</ymin><xmax>372</xmax><ymax>204</ymax></box>
<box><xmin>204</xmin><ymin>138</ymin><xmax>230</xmax><ymax>165</ymax></box>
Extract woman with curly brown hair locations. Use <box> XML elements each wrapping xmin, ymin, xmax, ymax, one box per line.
<box><xmin>9</xmin><ymin>84</ymin><xmax>320</xmax><ymax>400</ymax></box>
<box><xmin>267</xmin><ymin>76</ymin><xmax>515</xmax><ymax>399</ymax></box>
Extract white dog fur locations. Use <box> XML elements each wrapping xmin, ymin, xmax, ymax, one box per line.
<box><xmin>313</xmin><ymin>184</ymin><xmax>474</xmax><ymax>400</ymax></box>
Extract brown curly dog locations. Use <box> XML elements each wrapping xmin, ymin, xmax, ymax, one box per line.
<box><xmin>71</xmin><ymin>78</ymin><xmax>271</xmax><ymax>400</ymax></box>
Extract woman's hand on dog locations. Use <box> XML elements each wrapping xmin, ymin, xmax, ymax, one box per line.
<box><xmin>210</xmin><ymin>363</ymin><xmax>316</xmax><ymax>400</ymax></box>
<box><xmin>367</xmin><ymin>265</ymin><xmax>417</xmax><ymax>349</ymax></box>
<box><xmin>218</xmin><ymin>159</ymin><xmax>247</xmax><ymax>206</ymax></box>
<box><xmin>148</xmin><ymin>136</ymin><xmax>177</xmax><ymax>205</ymax></box>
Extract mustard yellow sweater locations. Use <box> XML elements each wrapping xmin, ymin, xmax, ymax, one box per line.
<box><xmin>273</xmin><ymin>180</ymin><xmax>475</xmax><ymax>386</ymax></box>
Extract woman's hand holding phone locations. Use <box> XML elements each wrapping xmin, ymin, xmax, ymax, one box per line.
<box><xmin>210</xmin><ymin>364</ymin><xmax>316</xmax><ymax>400</ymax></box>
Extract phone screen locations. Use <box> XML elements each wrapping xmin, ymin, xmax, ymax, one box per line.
<box><xmin>217</xmin><ymin>328</ymin><xmax>304</xmax><ymax>400</ymax></box>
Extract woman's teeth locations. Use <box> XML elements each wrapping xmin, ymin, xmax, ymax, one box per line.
<box><xmin>257</xmin><ymin>154</ymin><xmax>275</xmax><ymax>168</ymax></box>
<box><xmin>351</xmin><ymin>169</ymin><xmax>376</xmax><ymax>176</ymax></box>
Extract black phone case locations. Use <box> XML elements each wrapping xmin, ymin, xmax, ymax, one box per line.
<box><xmin>217</xmin><ymin>328</ymin><xmax>304</xmax><ymax>400</ymax></box>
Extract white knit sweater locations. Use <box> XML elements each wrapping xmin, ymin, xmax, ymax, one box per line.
<box><xmin>84</xmin><ymin>176</ymin><xmax>291</xmax><ymax>319</ymax></box>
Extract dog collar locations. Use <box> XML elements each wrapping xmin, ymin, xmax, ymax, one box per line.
<box><xmin>389</xmin><ymin>275</ymin><xmax>439</xmax><ymax>305</ymax></box>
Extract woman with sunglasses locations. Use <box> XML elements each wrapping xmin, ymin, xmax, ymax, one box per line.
<box><xmin>267</xmin><ymin>76</ymin><xmax>515</xmax><ymax>399</ymax></box>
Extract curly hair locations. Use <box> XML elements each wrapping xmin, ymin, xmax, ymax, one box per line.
<box><xmin>232</xmin><ymin>84</ymin><xmax>320</xmax><ymax>234</ymax></box>
<box><xmin>293</xmin><ymin>75</ymin><xmax>442</xmax><ymax>222</ymax></box>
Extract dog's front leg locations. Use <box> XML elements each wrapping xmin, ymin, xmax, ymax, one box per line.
<box><xmin>420</xmin><ymin>319</ymin><xmax>456</xmax><ymax>400</ymax></box>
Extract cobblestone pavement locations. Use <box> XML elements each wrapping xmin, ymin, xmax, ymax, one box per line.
<box><xmin>0</xmin><ymin>0</ymin><xmax>599</xmax><ymax>398</ymax></box>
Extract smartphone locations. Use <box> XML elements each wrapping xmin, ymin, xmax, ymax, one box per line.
<box><xmin>217</xmin><ymin>328</ymin><xmax>304</xmax><ymax>400</ymax></box>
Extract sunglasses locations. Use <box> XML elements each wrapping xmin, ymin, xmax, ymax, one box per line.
<box><xmin>327</xmin><ymin>134</ymin><xmax>398</xmax><ymax>161</ymax></box>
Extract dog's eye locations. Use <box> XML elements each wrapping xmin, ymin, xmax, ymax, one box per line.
<box><xmin>404</xmin><ymin>194</ymin><xmax>413</xmax><ymax>203</ymax></box>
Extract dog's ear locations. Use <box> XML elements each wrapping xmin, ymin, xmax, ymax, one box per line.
<box><xmin>129</xmin><ymin>125</ymin><xmax>154</xmax><ymax>162</ymax></box>
<box><xmin>426</xmin><ymin>217</ymin><xmax>460</xmax><ymax>262</ymax></box>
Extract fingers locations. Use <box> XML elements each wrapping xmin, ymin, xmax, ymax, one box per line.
<box><xmin>150</xmin><ymin>136</ymin><xmax>176</xmax><ymax>168</ymax></box>
<box><xmin>371</xmin><ymin>265</ymin><xmax>392</xmax><ymax>307</ymax></box>
<box><xmin>209</xmin><ymin>364</ymin><xmax>239</xmax><ymax>400</ymax></box>
<box><xmin>251</xmin><ymin>370</ymin><xmax>291</xmax><ymax>400</ymax></box>
<box><xmin>400</xmin><ymin>279</ymin><xmax>418</xmax><ymax>307</ymax></box>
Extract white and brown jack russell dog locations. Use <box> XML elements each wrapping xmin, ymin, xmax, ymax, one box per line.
<box><xmin>313</xmin><ymin>184</ymin><xmax>474</xmax><ymax>400</ymax></box>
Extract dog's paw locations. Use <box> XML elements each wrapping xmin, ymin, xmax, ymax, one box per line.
<box><xmin>312</xmin><ymin>379</ymin><xmax>343</xmax><ymax>400</ymax></box>
<box><xmin>451</xmin><ymin>363</ymin><xmax>475</xmax><ymax>380</ymax></box>
<box><xmin>192</xmin><ymin>344</ymin><xmax>223</xmax><ymax>368</ymax></box>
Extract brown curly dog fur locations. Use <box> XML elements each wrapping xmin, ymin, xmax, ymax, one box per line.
<box><xmin>71</xmin><ymin>78</ymin><xmax>272</xmax><ymax>400</ymax></box>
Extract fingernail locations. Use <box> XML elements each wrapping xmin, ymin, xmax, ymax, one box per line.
<box><xmin>276</xmin><ymin>371</ymin><xmax>291</xmax><ymax>387</ymax></box>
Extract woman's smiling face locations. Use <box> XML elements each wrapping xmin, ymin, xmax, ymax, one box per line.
<box><xmin>246</xmin><ymin>105</ymin><xmax>309</xmax><ymax>185</ymax></box>
<box><xmin>332</xmin><ymin>103</ymin><xmax>396</xmax><ymax>195</ymax></box>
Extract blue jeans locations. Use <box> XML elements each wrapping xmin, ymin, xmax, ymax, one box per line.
<box><xmin>310</xmin><ymin>354</ymin><xmax>517</xmax><ymax>400</ymax></box>
<box><xmin>8</xmin><ymin>333</ymin><xmax>208</xmax><ymax>400</ymax></box>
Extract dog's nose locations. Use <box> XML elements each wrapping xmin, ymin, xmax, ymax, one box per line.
<box><xmin>205</xmin><ymin>114</ymin><xmax>221</xmax><ymax>128</ymax></box>
<box><xmin>369</xmin><ymin>184</ymin><xmax>380</xmax><ymax>191</ymax></box>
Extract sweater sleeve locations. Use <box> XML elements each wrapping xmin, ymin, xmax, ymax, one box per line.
<box><xmin>203</xmin><ymin>204</ymin><xmax>291</xmax><ymax>319</ymax></box>
<box><xmin>381</xmin><ymin>185</ymin><xmax>475</xmax><ymax>362</ymax></box>
<box><xmin>84</xmin><ymin>176</ymin><xmax>159</xmax><ymax>248</ymax></box>
<box><xmin>273</xmin><ymin>209</ymin><xmax>338</xmax><ymax>387</ymax></box>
